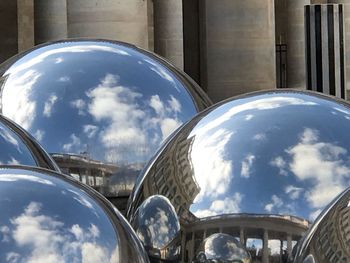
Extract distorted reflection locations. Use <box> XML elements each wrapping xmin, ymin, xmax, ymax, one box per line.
<box><xmin>0</xmin><ymin>115</ymin><xmax>58</xmax><ymax>170</ymax></box>
<box><xmin>293</xmin><ymin>187</ymin><xmax>350</xmax><ymax>263</ymax></box>
<box><xmin>0</xmin><ymin>40</ymin><xmax>211</xmax><ymax>204</ymax></box>
<box><xmin>128</xmin><ymin>90</ymin><xmax>350</xmax><ymax>262</ymax></box>
<box><xmin>195</xmin><ymin>233</ymin><xmax>251</xmax><ymax>263</ymax></box>
<box><xmin>0</xmin><ymin>167</ymin><xmax>149</xmax><ymax>262</ymax></box>
<box><xmin>130</xmin><ymin>195</ymin><xmax>181</xmax><ymax>261</ymax></box>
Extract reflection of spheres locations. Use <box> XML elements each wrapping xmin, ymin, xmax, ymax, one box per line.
<box><xmin>128</xmin><ymin>90</ymin><xmax>350</xmax><ymax>260</ymax></box>
<box><xmin>293</xmin><ymin>187</ymin><xmax>350</xmax><ymax>262</ymax></box>
<box><xmin>0</xmin><ymin>167</ymin><xmax>149</xmax><ymax>262</ymax></box>
<box><xmin>0</xmin><ymin>114</ymin><xmax>58</xmax><ymax>171</ymax></box>
<box><xmin>196</xmin><ymin>233</ymin><xmax>251</xmax><ymax>263</ymax></box>
<box><xmin>0</xmin><ymin>39</ymin><xmax>212</xmax><ymax>201</ymax></box>
<box><xmin>130</xmin><ymin>195</ymin><xmax>181</xmax><ymax>261</ymax></box>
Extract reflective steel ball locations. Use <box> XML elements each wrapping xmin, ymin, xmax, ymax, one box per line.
<box><xmin>128</xmin><ymin>90</ymin><xmax>350</xmax><ymax>262</ymax></box>
<box><xmin>292</xmin><ymin>187</ymin><xmax>350</xmax><ymax>263</ymax></box>
<box><xmin>195</xmin><ymin>233</ymin><xmax>251</xmax><ymax>263</ymax></box>
<box><xmin>0</xmin><ymin>114</ymin><xmax>58</xmax><ymax>171</ymax></box>
<box><xmin>0</xmin><ymin>166</ymin><xmax>149</xmax><ymax>262</ymax></box>
<box><xmin>0</xmin><ymin>39</ymin><xmax>212</xmax><ymax>200</ymax></box>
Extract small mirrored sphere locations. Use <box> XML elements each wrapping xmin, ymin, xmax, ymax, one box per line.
<box><xmin>128</xmin><ymin>90</ymin><xmax>350</xmax><ymax>262</ymax></box>
<box><xmin>0</xmin><ymin>166</ymin><xmax>149</xmax><ymax>262</ymax></box>
<box><xmin>0</xmin><ymin>114</ymin><xmax>58</xmax><ymax>171</ymax></box>
<box><xmin>130</xmin><ymin>195</ymin><xmax>181</xmax><ymax>261</ymax></box>
<box><xmin>0</xmin><ymin>39</ymin><xmax>212</xmax><ymax>203</ymax></box>
<box><xmin>195</xmin><ymin>233</ymin><xmax>251</xmax><ymax>263</ymax></box>
<box><xmin>292</xmin><ymin>187</ymin><xmax>350</xmax><ymax>263</ymax></box>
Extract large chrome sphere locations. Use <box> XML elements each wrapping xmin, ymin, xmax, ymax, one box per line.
<box><xmin>0</xmin><ymin>114</ymin><xmax>58</xmax><ymax>171</ymax></box>
<box><xmin>0</xmin><ymin>39</ymin><xmax>212</xmax><ymax>201</ymax></box>
<box><xmin>292</xmin><ymin>187</ymin><xmax>350</xmax><ymax>263</ymax></box>
<box><xmin>128</xmin><ymin>90</ymin><xmax>350</xmax><ymax>262</ymax></box>
<box><xmin>0</xmin><ymin>166</ymin><xmax>149</xmax><ymax>262</ymax></box>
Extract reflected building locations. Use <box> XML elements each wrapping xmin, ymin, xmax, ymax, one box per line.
<box><xmin>128</xmin><ymin>90</ymin><xmax>350</xmax><ymax>263</ymax></box>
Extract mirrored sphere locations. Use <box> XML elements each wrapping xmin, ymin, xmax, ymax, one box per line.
<box><xmin>195</xmin><ymin>233</ymin><xmax>251</xmax><ymax>263</ymax></box>
<box><xmin>128</xmin><ymin>90</ymin><xmax>350</xmax><ymax>262</ymax></box>
<box><xmin>0</xmin><ymin>166</ymin><xmax>149</xmax><ymax>262</ymax></box>
<box><xmin>292</xmin><ymin>187</ymin><xmax>350</xmax><ymax>263</ymax></box>
<box><xmin>130</xmin><ymin>195</ymin><xmax>181</xmax><ymax>261</ymax></box>
<box><xmin>0</xmin><ymin>114</ymin><xmax>58</xmax><ymax>171</ymax></box>
<box><xmin>0</xmin><ymin>39</ymin><xmax>212</xmax><ymax>203</ymax></box>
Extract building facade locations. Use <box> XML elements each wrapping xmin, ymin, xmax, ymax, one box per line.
<box><xmin>2</xmin><ymin>0</ymin><xmax>350</xmax><ymax>102</ymax></box>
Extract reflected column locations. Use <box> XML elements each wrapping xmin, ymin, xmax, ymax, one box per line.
<box><xmin>240</xmin><ymin>228</ymin><xmax>246</xmax><ymax>246</ymax></box>
<box><xmin>262</xmin><ymin>229</ymin><xmax>269</xmax><ymax>263</ymax></box>
<box><xmin>153</xmin><ymin>0</ymin><xmax>184</xmax><ymax>69</ymax></box>
<box><xmin>287</xmin><ymin>234</ymin><xmax>293</xmax><ymax>255</ymax></box>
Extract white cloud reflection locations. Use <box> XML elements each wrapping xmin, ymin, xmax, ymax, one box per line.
<box><xmin>1</xmin><ymin>202</ymin><xmax>118</xmax><ymax>263</ymax></box>
<box><xmin>43</xmin><ymin>95</ymin><xmax>58</xmax><ymax>118</ymax></box>
<box><xmin>241</xmin><ymin>154</ymin><xmax>255</xmax><ymax>178</ymax></box>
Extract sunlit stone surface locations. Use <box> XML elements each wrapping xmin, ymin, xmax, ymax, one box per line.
<box><xmin>0</xmin><ymin>114</ymin><xmax>58</xmax><ymax>171</ymax></box>
<box><xmin>0</xmin><ymin>166</ymin><xmax>149</xmax><ymax>262</ymax></box>
<box><xmin>0</xmin><ymin>39</ymin><xmax>211</xmax><ymax>205</ymax></box>
<box><xmin>128</xmin><ymin>90</ymin><xmax>350</xmax><ymax>262</ymax></box>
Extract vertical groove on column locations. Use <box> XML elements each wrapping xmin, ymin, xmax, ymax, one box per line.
<box><xmin>315</xmin><ymin>5</ymin><xmax>323</xmax><ymax>93</ymax></box>
<box><xmin>339</xmin><ymin>4</ymin><xmax>345</xmax><ymax>99</ymax></box>
<box><xmin>328</xmin><ymin>5</ymin><xmax>336</xmax><ymax>96</ymax></box>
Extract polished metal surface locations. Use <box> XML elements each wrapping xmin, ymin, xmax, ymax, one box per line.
<box><xmin>0</xmin><ymin>39</ymin><xmax>212</xmax><ymax>199</ymax></box>
<box><xmin>0</xmin><ymin>115</ymin><xmax>59</xmax><ymax>171</ymax></box>
<box><xmin>130</xmin><ymin>195</ymin><xmax>181</xmax><ymax>261</ymax></box>
<box><xmin>0</xmin><ymin>166</ymin><xmax>149</xmax><ymax>262</ymax></box>
<box><xmin>128</xmin><ymin>90</ymin><xmax>350</xmax><ymax>262</ymax></box>
<box><xmin>292</xmin><ymin>187</ymin><xmax>350</xmax><ymax>263</ymax></box>
<box><xmin>194</xmin><ymin>233</ymin><xmax>251</xmax><ymax>263</ymax></box>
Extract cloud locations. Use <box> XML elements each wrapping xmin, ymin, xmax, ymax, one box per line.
<box><xmin>62</xmin><ymin>134</ymin><xmax>81</xmax><ymax>152</ymax></box>
<box><xmin>245</xmin><ymin>114</ymin><xmax>254</xmax><ymax>121</ymax></box>
<box><xmin>270</xmin><ymin>156</ymin><xmax>288</xmax><ymax>176</ymax></box>
<box><xmin>309</xmin><ymin>209</ymin><xmax>322</xmax><ymax>222</ymax></box>
<box><xmin>1</xmin><ymin>70</ymin><xmax>40</xmax><ymax>130</ymax></box>
<box><xmin>191</xmin><ymin>129</ymin><xmax>234</xmax><ymax>202</ymax></box>
<box><xmin>241</xmin><ymin>154</ymin><xmax>255</xmax><ymax>178</ymax></box>
<box><xmin>70</xmin><ymin>99</ymin><xmax>86</xmax><ymax>116</ymax></box>
<box><xmin>264</xmin><ymin>195</ymin><xmax>283</xmax><ymax>213</ymax></box>
<box><xmin>193</xmin><ymin>193</ymin><xmax>243</xmax><ymax>218</ymax></box>
<box><xmin>43</xmin><ymin>95</ymin><xmax>58</xmax><ymax>118</ymax></box>
<box><xmin>33</xmin><ymin>130</ymin><xmax>45</xmax><ymax>142</ymax></box>
<box><xmin>2</xmin><ymin>202</ymin><xmax>118</xmax><ymax>263</ymax></box>
<box><xmin>287</xmin><ymin>128</ymin><xmax>350</xmax><ymax>209</ymax></box>
<box><xmin>83</xmin><ymin>125</ymin><xmax>98</xmax><ymax>139</ymax></box>
<box><xmin>285</xmin><ymin>185</ymin><xmax>303</xmax><ymax>200</ymax></box>
<box><xmin>253</xmin><ymin>133</ymin><xmax>266</xmax><ymax>141</ymax></box>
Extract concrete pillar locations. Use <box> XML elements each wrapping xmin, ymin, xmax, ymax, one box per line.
<box><xmin>203</xmin><ymin>229</ymin><xmax>207</xmax><ymax>239</ymax></box>
<box><xmin>190</xmin><ymin>232</ymin><xmax>195</xmax><ymax>262</ymax></box>
<box><xmin>67</xmin><ymin>0</ymin><xmax>149</xmax><ymax>49</ymax></box>
<box><xmin>201</xmin><ymin>0</ymin><xmax>276</xmax><ymax>103</ymax></box>
<box><xmin>147</xmin><ymin>0</ymin><xmax>154</xmax><ymax>51</ymax></box>
<box><xmin>181</xmin><ymin>231</ymin><xmax>186</xmax><ymax>262</ymax></box>
<box><xmin>153</xmin><ymin>0</ymin><xmax>184</xmax><ymax>69</ymax></box>
<box><xmin>240</xmin><ymin>228</ymin><xmax>245</xmax><ymax>246</ymax></box>
<box><xmin>262</xmin><ymin>229</ymin><xmax>269</xmax><ymax>263</ymax></box>
<box><xmin>18</xmin><ymin>0</ymin><xmax>34</xmax><ymax>52</ymax></box>
<box><xmin>286</xmin><ymin>0</ymin><xmax>311</xmax><ymax>89</ymax></box>
<box><xmin>329</xmin><ymin>0</ymin><xmax>350</xmax><ymax>98</ymax></box>
<box><xmin>287</xmin><ymin>234</ymin><xmax>293</xmax><ymax>255</ymax></box>
<box><xmin>0</xmin><ymin>0</ymin><xmax>18</xmax><ymax>63</ymax></box>
<box><xmin>305</xmin><ymin>4</ymin><xmax>346</xmax><ymax>99</ymax></box>
<box><xmin>34</xmin><ymin>0</ymin><xmax>67</xmax><ymax>44</ymax></box>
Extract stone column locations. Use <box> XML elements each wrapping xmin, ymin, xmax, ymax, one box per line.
<box><xmin>287</xmin><ymin>234</ymin><xmax>293</xmax><ymax>255</ymax></box>
<box><xmin>305</xmin><ymin>4</ymin><xmax>346</xmax><ymax>99</ymax></box>
<box><xmin>181</xmin><ymin>231</ymin><xmax>186</xmax><ymax>262</ymax></box>
<box><xmin>240</xmin><ymin>228</ymin><xmax>245</xmax><ymax>246</ymax></box>
<box><xmin>329</xmin><ymin>0</ymin><xmax>350</xmax><ymax>98</ymax></box>
<box><xmin>190</xmin><ymin>232</ymin><xmax>195</xmax><ymax>262</ymax></box>
<box><xmin>201</xmin><ymin>0</ymin><xmax>276</xmax><ymax>102</ymax></box>
<box><xmin>18</xmin><ymin>0</ymin><xmax>34</xmax><ymax>52</ymax></box>
<box><xmin>262</xmin><ymin>229</ymin><xmax>269</xmax><ymax>263</ymax></box>
<box><xmin>153</xmin><ymin>0</ymin><xmax>184</xmax><ymax>69</ymax></box>
<box><xmin>286</xmin><ymin>0</ymin><xmax>311</xmax><ymax>89</ymax></box>
<box><xmin>67</xmin><ymin>0</ymin><xmax>149</xmax><ymax>49</ymax></box>
<box><xmin>0</xmin><ymin>0</ymin><xmax>18</xmax><ymax>62</ymax></box>
<box><xmin>34</xmin><ymin>0</ymin><xmax>67</xmax><ymax>44</ymax></box>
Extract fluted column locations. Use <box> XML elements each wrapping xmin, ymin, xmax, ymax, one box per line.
<box><xmin>34</xmin><ymin>0</ymin><xmax>67</xmax><ymax>44</ymax></box>
<box><xmin>67</xmin><ymin>0</ymin><xmax>149</xmax><ymax>49</ymax></box>
<box><xmin>240</xmin><ymin>228</ymin><xmax>246</xmax><ymax>246</ymax></box>
<box><xmin>0</xmin><ymin>1</ymin><xmax>18</xmax><ymax>62</ymax></box>
<box><xmin>153</xmin><ymin>0</ymin><xmax>184</xmax><ymax>69</ymax></box>
<box><xmin>262</xmin><ymin>229</ymin><xmax>269</xmax><ymax>263</ymax></box>
<box><xmin>287</xmin><ymin>234</ymin><xmax>293</xmax><ymax>255</ymax></box>
<box><xmin>18</xmin><ymin>0</ymin><xmax>34</xmax><ymax>52</ymax></box>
